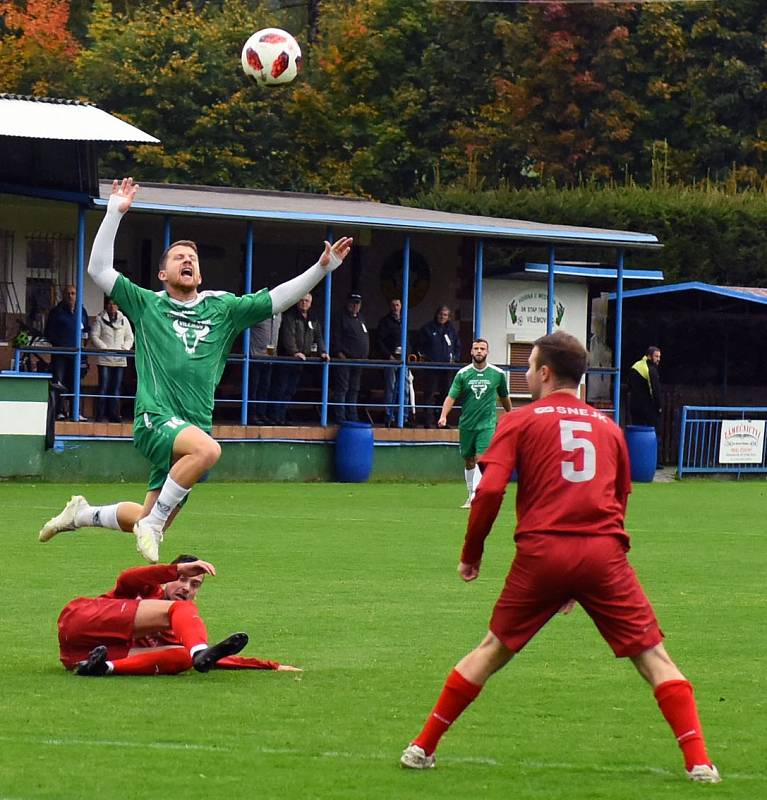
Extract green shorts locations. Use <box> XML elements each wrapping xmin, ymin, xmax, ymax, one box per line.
<box><xmin>459</xmin><ymin>426</ymin><xmax>494</xmax><ymax>460</ymax></box>
<box><xmin>133</xmin><ymin>412</ymin><xmax>197</xmax><ymax>492</ymax></box>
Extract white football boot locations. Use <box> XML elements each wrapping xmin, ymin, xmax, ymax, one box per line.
<box><xmin>133</xmin><ymin>518</ymin><xmax>163</xmax><ymax>563</ymax></box>
<box><xmin>686</xmin><ymin>764</ymin><xmax>721</xmax><ymax>783</ymax></box>
<box><xmin>400</xmin><ymin>744</ymin><xmax>436</xmax><ymax>770</ymax></box>
<box><xmin>39</xmin><ymin>495</ymin><xmax>89</xmax><ymax>542</ymax></box>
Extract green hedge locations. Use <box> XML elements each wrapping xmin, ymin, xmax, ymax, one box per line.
<box><xmin>410</xmin><ymin>186</ymin><xmax>767</xmax><ymax>286</ymax></box>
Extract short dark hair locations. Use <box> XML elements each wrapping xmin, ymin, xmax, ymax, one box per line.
<box><xmin>171</xmin><ymin>554</ymin><xmax>199</xmax><ymax>565</ymax></box>
<box><xmin>472</xmin><ymin>338</ymin><xmax>489</xmax><ymax>348</ymax></box>
<box><xmin>159</xmin><ymin>240</ymin><xmax>198</xmax><ymax>270</ymax></box>
<box><xmin>533</xmin><ymin>331</ymin><xmax>587</xmax><ymax>386</ymax></box>
<box><xmin>645</xmin><ymin>346</ymin><xmax>660</xmax><ymax>358</ymax></box>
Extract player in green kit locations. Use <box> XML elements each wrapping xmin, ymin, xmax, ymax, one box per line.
<box><xmin>39</xmin><ymin>177</ymin><xmax>352</xmax><ymax>562</ymax></box>
<box><xmin>438</xmin><ymin>339</ymin><xmax>511</xmax><ymax>508</ymax></box>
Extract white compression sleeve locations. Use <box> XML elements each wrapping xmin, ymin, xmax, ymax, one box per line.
<box><xmin>87</xmin><ymin>195</ymin><xmax>125</xmax><ymax>295</ymax></box>
<box><xmin>268</xmin><ymin>251</ymin><xmax>342</xmax><ymax>314</ymax></box>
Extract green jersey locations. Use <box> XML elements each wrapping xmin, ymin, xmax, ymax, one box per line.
<box><xmin>110</xmin><ymin>274</ymin><xmax>272</xmax><ymax>429</ymax></box>
<box><xmin>448</xmin><ymin>362</ymin><xmax>509</xmax><ymax>431</ymax></box>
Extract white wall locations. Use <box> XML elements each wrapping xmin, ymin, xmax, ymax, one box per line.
<box><xmin>481</xmin><ymin>278</ymin><xmax>589</xmax><ymax>364</ymax></box>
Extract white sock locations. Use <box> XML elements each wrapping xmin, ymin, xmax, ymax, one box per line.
<box><xmin>144</xmin><ymin>476</ymin><xmax>190</xmax><ymax>527</ymax></box>
<box><xmin>464</xmin><ymin>468</ymin><xmax>474</xmax><ymax>497</ymax></box>
<box><xmin>189</xmin><ymin>643</ymin><xmax>208</xmax><ymax>658</ymax></box>
<box><xmin>74</xmin><ymin>503</ymin><xmax>121</xmax><ymax>530</ymax></box>
<box><xmin>472</xmin><ymin>466</ymin><xmax>482</xmax><ymax>494</ymax></box>
<box><xmin>105</xmin><ymin>661</ymin><xmax>115</xmax><ymax>674</ymax></box>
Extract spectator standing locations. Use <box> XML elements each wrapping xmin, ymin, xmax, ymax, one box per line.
<box><xmin>332</xmin><ymin>292</ymin><xmax>369</xmax><ymax>423</ymax></box>
<box><xmin>44</xmin><ymin>284</ymin><xmax>91</xmax><ymax>420</ymax></box>
<box><xmin>377</xmin><ymin>298</ymin><xmax>409</xmax><ymax>427</ymax></box>
<box><xmin>628</xmin><ymin>346</ymin><xmax>662</xmax><ymax>465</ymax></box>
<box><xmin>270</xmin><ymin>295</ymin><xmax>327</xmax><ymax>425</ymax></box>
<box><xmin>91</xmin><ymin>298</ymin><xmax>134</xmax><ymax>422</ymax></box>
<box><xmin>248</xmin><ymin>312</ymin><xmax>281</xmax><ymax>425</ymax></box>
<box><xmin>417</xmin><ymin>305</ymin><xmax>460</xmax><ymax>428</ymax></box>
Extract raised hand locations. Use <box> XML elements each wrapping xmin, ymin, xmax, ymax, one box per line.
<box><xmin>319</xmin><ymin>236</ymin><xmax>353</xmax><ymax>270</ymax></box>
<box><xmin>176</xmin><ymin>559</ymin><xmax>217</xmax><ymax>578</ymax></box>
<box><xmin>111</xmin><ymin>177</ymin><xmax>140</xmax><ymax>214</ymax></box>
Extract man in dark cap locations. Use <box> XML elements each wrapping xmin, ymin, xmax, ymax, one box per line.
<box><xmin>331</xmin><ymin>292</ymin><xmax>369</xmax><ymax>422</ymax></box>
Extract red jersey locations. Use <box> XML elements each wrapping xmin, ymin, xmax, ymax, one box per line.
<box><xmin>102</xmin><ymin>564</ymin><xmax>176</xmax><ymax>601</ymax></box>
<box><xmin>462</xmin><ymin>391</ymin><xmax>632</xmax><ymax>565</ymax></box>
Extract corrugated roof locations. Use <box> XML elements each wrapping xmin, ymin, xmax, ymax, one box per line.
<box><xmin>0</xmin><ymin>94</ymin><xmax>159</xmax><ymax>143</ymax></box>
<box><xmin>95</xmin><ymin>180</ymin><xmax>662</xmax><ymax>249</ymax></box>
<box><xmin>607</xmin><ymin>281</ymin><xmax>767</xmax><ymax>305</ymax></box>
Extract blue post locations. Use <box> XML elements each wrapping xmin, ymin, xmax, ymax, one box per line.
<box><xmin>397</xmin><ymin>236</ymin><xmax>411</xmax><ymax>428</ymax></box>
<box><xmin>320</xmin><ymin>228</ymin><xmax>333</xmax><ymax>427</ymax></box>
<box><xmin>677</xmin><ymin>405</ymin><xmax>688</xmax><ymax>478</ymax></box>
<box><xmin>240</xmin><ymin>222</ymin><xmax>254</xmax><ymax>426</ymax></box>
<box><xmin>547</xmin><ymin>245</ymin><xmax>556</xmax><ymax>334</ymax></box>
<box><xmin>473</xmin><ymin>239</ymin><xmax>484</xmax><ymax>339</ymax></box>
<box><xmin>613</xmin><ymin>248</ymin><xmax>625</xmax><ymax>423</ymax></box>
<box><xmin>163</xmin><ymin>216</ymin><xmax>172</xmax><ymax>250</ymax></box>
<box><xmin>73</xmin><ymin>205</ymin><xmax>87</xmax><ymax>421</ymax></box>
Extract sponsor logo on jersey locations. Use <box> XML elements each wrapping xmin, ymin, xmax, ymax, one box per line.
<box><xmin>469</xmin><ymin>379</ymin><xmax>490</xmax><ymax>400</ymax></box>
<box><xmin>170</xmin><ymin>313</ymin><xmax>211</xmax><ymax>354</ymax></box>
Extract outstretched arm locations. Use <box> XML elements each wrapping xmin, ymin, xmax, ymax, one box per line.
<box><xmin>269</xmin><ymin>238</ymin><xmax>353</xmax><ymax>314</ymax></box>
<box><xmin>87</xmin><ymin>178</ymin><xmax>139</xmax><ymax>295</ymax></box>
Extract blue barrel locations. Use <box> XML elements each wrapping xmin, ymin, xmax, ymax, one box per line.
<box><xmin>625</xmin><ymin>425</ymin><xmax>657</xmax><ymax>482</ymax></box>
<box><xmin>335</xmin><ymin>421</ymin><xmax>374</xmax><ymax>482</ymax></box>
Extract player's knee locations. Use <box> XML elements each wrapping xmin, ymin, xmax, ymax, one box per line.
<box><xmin>198</xmin><ymin>439</ymin><xmax>221</xmax><ymax>468</ymax></box>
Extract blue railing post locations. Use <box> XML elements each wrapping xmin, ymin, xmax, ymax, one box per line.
<box><xmin>73</xmin><ymin>205</ymin><xmax>87</xmax><ymax>420</ymax></box>
<box><xmin>612</xmin><ymin>248</ymin><xmax>625</xmax><ymax>423</ymax></box>
<box><xmin>473</xmin><ymin>239</ymin><xmax>484</xmax><ymax>339</ymax></box>
<box><xmin>677</xmin><ymin>405</ymin><xmax>689</xmax><ymax>478</ymax></box>
<box><xmin>546</xmin><ymin>245</ymin><xmax>556</xmax><ymax>334</ymax></box>
<box><xmin>397</xmin><ymin>236</ymin><xmax>411</xmax><ymax>428</ymax></box>
<box><xmin>320</xmin><ymin>228</ymin><xmax>333</xmax><ymax>427</ymax></box>
<box><xmin>240</xmin><ymin>222</ymin><xmax>254</xmax><ymax>426</ymax></box>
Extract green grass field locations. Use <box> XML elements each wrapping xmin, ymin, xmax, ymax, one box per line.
<box><xmin>1</xmin><ymin>480</ymin><xmax>764</xmax><ymax>799</ymax></box>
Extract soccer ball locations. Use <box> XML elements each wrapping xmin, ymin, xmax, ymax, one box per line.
<box><xmin>241</xmin><ymin>28</ymin><xmax>302</xmax><ymax>87</ymax></box>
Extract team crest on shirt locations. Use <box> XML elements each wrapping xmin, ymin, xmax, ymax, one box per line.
<box><xmin>171</xmin><ymin>314</ymin><xmax>211</xmax><ymax>354</ymax></box>
<box><xmin>470</xmin><ymin>380</ymin><xmax>489</xmax><ymax>399</ymax></box>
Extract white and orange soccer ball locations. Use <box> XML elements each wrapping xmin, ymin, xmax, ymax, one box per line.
<box><xmin>241</xmin><ymin>28</ymin><xmax>302</xmax><ymax>87</ymax></box>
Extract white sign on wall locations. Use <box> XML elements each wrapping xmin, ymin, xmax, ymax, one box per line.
<box><xmin>718</xmin><ymin>420</ymin><xmax>765</xmax><ymax>464</ymax></box>
<box><xmin>507</xmin><ymin>290</ymin><xmax>565</xmax><ymax>337</ymax></box>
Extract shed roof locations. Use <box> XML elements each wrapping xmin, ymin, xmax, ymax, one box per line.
<box><xmin>525</xmin><ymin>262</ymin><xmax>663</xmax><ymax>281</ymax></box>
<box><xmin>95</xmin><ymin>180</ymin><xmax>663</xmax><ymax>249</ymax></box>
<box><xmin>0</xmin><ymin>94</ymin><xmax>159</xmax><ymax>143</ymax></box>
<box><xmin>607</xmin><ymin>281</ymin><xmax>767</xmax><ymax>306</ymax></box>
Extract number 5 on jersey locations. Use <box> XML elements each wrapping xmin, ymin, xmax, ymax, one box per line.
<box><xmin>560</xmin><ymin>420</ymin><xmax>596</xmax><ymax>483</ymax></box>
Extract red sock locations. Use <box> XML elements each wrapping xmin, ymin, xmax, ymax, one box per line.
<box><xmin>654</xmin><ymin>679</ymin><xmax>711</xmax><ymax>770</ymax></box>
<box><xmin>167</xmin><ymin>600</ymin><xmax>208</xmax><ymax>654</ymax></box>
<box><xmin>111</xmin><ymin>648</ymin><xmax>192</xmax><ymax>675</ymax></box>
<box><xmin>413</xmin><ymin>668</ymin><xmax>483</xmax><ymax>755</ymax></box>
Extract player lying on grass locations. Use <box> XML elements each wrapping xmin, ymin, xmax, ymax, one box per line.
<box><xmin>40</xmin><ymin>177</ymin><xmax>352</xmax><ymax>563</ymax></box>
<box><xmin>59</xmin><ymin>554</ymin><xmax>301</xmax><ymax>676</ymax></box>
<box><xmin>400</xmin><ymin>331</ymin><xmax>720</xmax><ymax>784</ymax></box>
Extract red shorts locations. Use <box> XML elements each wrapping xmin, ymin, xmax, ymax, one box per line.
<box><xmin>57</xmin><ymin>597</ymin><xmax>141</xmax><ymax>669</ymax></box>
<box><xmin>490</xmin><ymin>533</ymin><xmax>663</xmax><ymax>658</ymax></box>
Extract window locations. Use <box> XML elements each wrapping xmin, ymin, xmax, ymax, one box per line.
<box><xmin>0</xmin><ymin>230</ymin><xmax>19</xmax><ymax>338</ymax></box>
<box><xmin>25</xmin><ymin>234</ymin><xmax>74</xmax><ymax>325</ymax></box>
<box><xmin>508</xmin><ymin>341</ymin><xmax>533</xmax><ymax>396</ymax></box>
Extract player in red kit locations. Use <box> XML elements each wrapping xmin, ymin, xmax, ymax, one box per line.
<box><xmin>58</xmin><ymin>554</ymin><xmax>300</xmax><ymax>676</ymax></box>
<box><xmin>400</xmin><ymin>331</ymin><xmax>720</xmax><ymax>784</ymax></box>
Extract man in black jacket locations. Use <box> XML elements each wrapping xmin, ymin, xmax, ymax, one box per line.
<box><xmin>332</xmin><ymin>292</ymin><xmax>369</xmax><ymax>423</ymax></box>
<box><xmin>628</xmin><ymin>346</ymin><xmax>663</xmax><ymax>465</ymax></box>
<box><xmin>417</xmin><ymin>305</ymin><xmax>460</xmax><ymax>428</ymax></box>
<box><xmin>377</xmin><ymin>298</ymin><xmax>408</xmax><ymax>426</ymax></box>
<box><xmin>269</xmin><ymin>294</ymin><xmax>327</xmax><ymax>425</ymax></box>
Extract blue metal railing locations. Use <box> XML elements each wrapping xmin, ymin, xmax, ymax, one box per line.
<box><xmin>678</xmin><ymin>405</ymin><xmax>767</xmax><ymax>477</ymax></box>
